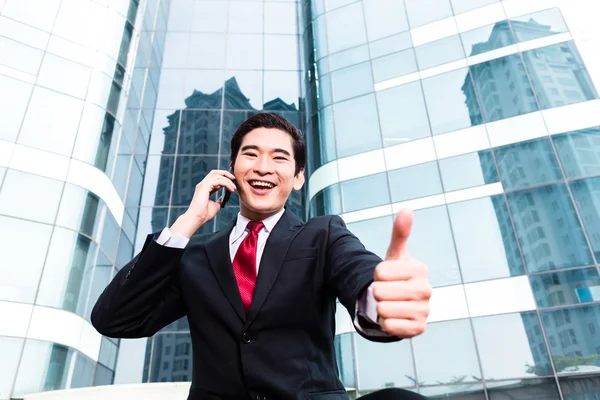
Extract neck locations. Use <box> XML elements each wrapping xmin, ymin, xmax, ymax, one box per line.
<box><xmin>239</xmin><ymin>205</ymin><xmax>284</xmax><ymax>221</ymax></box>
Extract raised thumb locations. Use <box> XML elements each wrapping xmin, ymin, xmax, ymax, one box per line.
<box><xmin>385</xmin><ymin>209</ymin><xmax>413</xmax><ymax>260</ymax></box>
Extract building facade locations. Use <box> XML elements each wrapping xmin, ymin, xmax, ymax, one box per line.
<box><xmin>2</xmin><ymin>0</ymin><xmax>600</xmax><ymax>399</ymax></box>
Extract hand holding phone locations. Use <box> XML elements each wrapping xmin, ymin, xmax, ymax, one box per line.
<box><xmin>217</xmin><ymin>168</ymin><xmax>236</xmax><ymax>208</ymax></box>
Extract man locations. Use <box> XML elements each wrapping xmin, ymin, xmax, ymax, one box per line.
<box><xmin>92</xmin><ymin>113</ymin><xmax>432</xmax><ymax>400</ymax></box>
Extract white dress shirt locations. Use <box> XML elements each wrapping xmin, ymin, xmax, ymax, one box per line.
<box><xmin>155</xmin><ymin>209</ymin><xmax>388</xmax><ymax>336</ymax></box>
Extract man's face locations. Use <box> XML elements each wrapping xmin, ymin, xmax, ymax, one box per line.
<box><xmin>232</xmin><ymin>127</ymin><xmax>304</xmax><ymax>221</ymax></box>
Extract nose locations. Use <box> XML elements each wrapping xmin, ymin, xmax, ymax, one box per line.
<box><xmin>253</xmin><ymin>155</ymin><xmax>274</xmax><ymax>175</ymax></box>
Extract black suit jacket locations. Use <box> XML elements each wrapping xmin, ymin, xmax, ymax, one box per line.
<box><xmin>91</xmin><ymin>209</ymin><xmax>401</xmax><ymax>400</ymax></box>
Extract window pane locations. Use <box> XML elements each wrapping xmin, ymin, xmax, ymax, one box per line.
<box><xmin>530</xmin><ymin>268</ymin><xmax>600</xmax><ymax>308</ymax></box>
<box><xmin>37</xmin><ymin>53</ymin><xmax>91</xmax><ymax>99</ymax></box>
<box><xmin>227</xmin><ymin>34</ymin><xmax>262</xmax><ymax>70</ymax></box>
<box><xmin>473</xmin><ymin>312</ymin><xmax>552</xmax><ymax>379</ymax></box>
<box><xmin>133</xmin><ymin>207</ymin><xmax>169</xmax><ymax>252</ymax></box>
<box><xmin>340</xmin><ymin>172</ymin><xmax>390</xmax><ymax>213</ymax></box>
<box><xmin>329</xmin><ymin>45</ymin><xmax>369</xmax><ymax>72</ymax></box>
<box><xmin>510</xmin><ymin>8</ymin><xmax>568</xmax><ymax>43</ymax></box>
<box><xmin>264</xmin><ymin>71</ymin><xmax>300</xmax><ymax>109</ymax></box>
<box><xmin>461</xmin><ymin>21</ymin><xmax>515</xmax><ymax>57</ymax></box>
<box><xmin>13</xmin><ymin>340</ymin><xmax>75</xmax><ymax>397</ymax></box>
<box><xmin>363</xmin><ymin>0</ymin><xmax>409</xmax><ymax>42</ymax></box>
<box><xmin>410</xmin><ymin>206</ymin><xmax>461</xmax><ymax>287</ymax></box>
<box><xmin>155</xmin><ymin>69</ymin><xmax>185</xmax><ymax>109</ymax></box>
<box><xmin>524</xmin><ymin>41</ymin><xmax>598</xmax><ymax>110</ymax></box>
<box><xmin>559</xmin><ymin>375</ymin><xmax>600</xmax><ymax>399</ymax></box>
<box><xmin>554</xmin><ymin>127</ymin><xmax>600</xmax><ymax>179</ymax></box>
<box><xmin>355</xmin><ymin>334</ymin><xmax>416</xmax><ymax>388</ymax></box>
<box><xmin>139</xmin><ymin>155</ymin><xmax>174</xmax><ymax>206</ymax></box>
<box><xmin>265</xmin><ymin>35</ymin><xmax>298</xmax><ymax>70</ymax></box>
<box><xmin>570</xmin><ymin>177</ymin><xmax>600</xmax><ymax>259</ymax></box>
<box><xmin>309</xmin><ymin>184</ymin><xmax>342</xmax><ymax>218</ymax></box>
<box><xmin>148</xmin><ymin>333</ymin><xmax>193</xmax><ymax>382</ymax></box>
<box><xmin>326</xmin><ymin>3</ymin><xmax>367</xmax><ymax>54</ymax></box>
<box><xmin>439</xmin><ymin>150</ymin><xmax>498</xmax><ymax>192</ymax></box>
<box><xmin>388</xmin><ymin>162</ymin><xmax>442</xmax><ymax>202</ymax></box>
<box><xmin>0</xmin><ymin>336</ymin><xmax>24</xmax><ymax>399</ymax></box>
<box><xmin>372</xmin><ymin>48</ymin><xmax>418</xmax><ymax>83</ymax></box>
<box><xmin>221</xmin><ymin>111</ymin><xmax>258</xmax><ymax>155</ymax></box>
<box><xmin>188</xmin><ymin>33</ymin><xmax>227</xmax><ymax>69</ymax></box>
<box><xmin>84</xmin><ymin>256</ymin><xmax>113</xmax><ymax>320</ymax></box>
<box><xmin>540</xmin><ymin>305</ymin><xmax>600</xmax><ymax>375</ymax></box>
<box><xmin>100</xmin><ymin>211</ymin><xmax>120</xmax><ymax>262</ymax></box>
<box><xmin>0</xmin><ymin>36</ymin><xmax>44</xmax><ymax>75</ymax></box>
<box><xmin>470</xmin><ymin>54</ymin><xmax>538</xmax><ymax>123</ymax></box>
<box><xmin>494</xmin><ymin>138</ymin><xmax>562</xmax><ymax>190</ymax></box>
<box><xmin>0</xmin><ymin>74</ymin><xmax>33</xmax><ymax>142</ymax></box>
<box><xmin>191</xmin><ymin>0</ymin><xmax>228</xmax><ymax>32</ymax></box>
<box><xmin>2</xmin><ymin>0</ymin><xmax>61</xmax><ymax>31</ymax></box>
<box><xmin>347</xmin><ymin>215</ymin><xmax>393</xmax><ymax>260</ymax></box>
<box><xmin>70</xmin><ymin>352</ymin><xmax>95</xmax><ymax>389</ymax></box>
<box><xmin>333</xmin><ymin>94</ymin><xmax>382</xmax><ymax>158</ymax></box>
<box><xmin>265</xmin><ymin>2</ymin><xmax>297</xmax><ymax>35</ymax></box>
<box><xmin>451</xmin><ymin>0</ymin><xmax>499</xmax><ymax>14</ymax></box>
<box><xmin>228</xmin><ymin>1</ymin><xmax>263</xmax><ymax>34</ymax></box>
<box><xmin>331</xmin><ymin>62</ymin><xmax>373</xmax><ymax>102</ymax></box>
<box><xmin>36</xmin><ymin>228</ymin><xmax>98</xmax><ymax>313</ymax></box>
<box><xmin>18</xmin><ymin>86</ymin><xmax>84</xmax><ymax>156</ymax></box>
<box><xmin>422</xmin><ymin>68</ymin><xmax>482</xmax><ymax>135</ymax></box>
<box><xmin>377</xmin><ymin>81</ymin><xmax>431</xmax><ymax>145</ymax></box>
<box><xmin>171</xmin><ymin>156</ymin><xmax>219</xmax><ymax>206</ymax></box>
<box><xmin>448</xmin><ymin>196</ymin><xmax>525</xmax><ymax>283</ymax></box>
<box><xmin>93</xmin><ymin>363</ymin><xmax>114</xmax><ymax>386</ymax></box>
<box><xmin>334</xmin><ymin>333</ymin><xmax>355</xmax><ymax>388</ymax></box>
<box><xmin>415</xmin><ymin>35</ymin><xmax>465</xmax><ymax>71</ymax></box>
<box><xmin>99</xmin><ymin>337</ymin><xmax>118</xmax><ymax>370</ymax></box>
<box><xmin>506</xmin><ymin>184</ymin><xmax>593</xmax><ymax>272</ymax></box>
<box><xmin>161</xmin><ymin>32</ymin><xmax>189</xmax><ymax>68</ymax></box>
<box><xmin>55</xmin><ymin>185</ymin><xmax>103</xmax><ymax>238</ymax></box>
<box><xmin>224</xmin><ymin>72</ymin><xmax>262</xmax><ymax>110</ymax></box>
<box><xmin>0</xmin><ymin>170</ymin><xmax>63</xmax><ymax>224</ymax></box>
<box><xmin>405</xmin><ymin>0</ymin><xmax>452</xmax><ymax>28</ymax></box>
<box><xmin>178</xmin><ymin>110</ymin><xmax>220</xmax><ymax>155</ymax></box>
<box><xmin>413</xmin><ymin>319</ymin><xmax>481</xmax><ymax>385</ymax></box>
<box><xmin>369</xmin><ymin>31</ymin><xmax>413</xmax><ymax>59</ymax></box>
<box><xmin>487</xmin><ymin>378</ymin><xmax>560</xmax><ymax>400</ymax></box>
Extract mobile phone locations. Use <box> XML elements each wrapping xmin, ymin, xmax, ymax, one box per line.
<box><xmin>217</xmin><ymin>169</ymin><xmax>235</xmax><ymax>208</ymax></box>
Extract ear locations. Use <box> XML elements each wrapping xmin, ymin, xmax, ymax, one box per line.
<box><xmin>293</xmin><ymin>169</ymin><xmax>305</xmax><ymax>191</ymax></box>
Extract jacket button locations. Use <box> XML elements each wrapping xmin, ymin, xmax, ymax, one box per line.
<box><xmin>242</xmin><ymin>332</ymin><xmax>251</xmax><ymax>344</ymax></box>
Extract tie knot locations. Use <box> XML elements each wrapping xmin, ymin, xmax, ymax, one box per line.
<box><xmin>247</xmin><ymin>221</ymin><xmax>264</xmax><ymax>233</ymax></box>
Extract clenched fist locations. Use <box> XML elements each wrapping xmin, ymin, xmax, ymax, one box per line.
<box><xmin>372</xmin><ymin>209</ymin><xmax>432</xmax><ymax>338</ymax></box>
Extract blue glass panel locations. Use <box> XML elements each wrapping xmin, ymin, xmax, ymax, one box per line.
<box><xmin>554</xmin><ymin>127</ymin><xmax>600</xmax><ymax>179</ymax></box>
<box><xmin>369</xmin><ymin>31</ymin><xmax>413</xmax><ymax>59</ymax></box>
<box><xmin>449</xmin><ymin>195</ymin><xmax>525</xmax><ymax>283</ymax></box>
<box><xmin>540</xmin><ymin>305</ymin><xmax>600</xmax><ymax>375</ymax></box>
<box><xmin>318</xmin><ymin>73</ymin><xmax>332</xmax><ymax>108</ymax></box>
<box><xmin>328</xmin><ymin>45</ymin><xmax>369</xmax><ymax>71</ymax></box>
<box><xmin>363</xmin><ymin>0</ymin><xmax>409</xmax><ymax>42</ymax></box>
<box><xmin>505</xmin><ymin>184</ymin><xmax>594</xmax><ymax>272</ymax></box>
<box><xmin>439</xmin><ymin>150</ymin><xmax>498</xmax><ymax>192</ymax></box>
<box><xmin>494</xmin><ymin>138</ymin><xmax>563</xmax><ymax>190</ymax></box>
<box><xmin>510</xmin><ymin>8</ymin><xmax>568</xmax><ymax>43</ymax></box>
<box><xmin>376</xmin><ymin>81</ymin><xmax>431</xmax><ymax>145</ymax></box>
<box><xmin>331</xmin><ymin>62</ymin><xmax>374</xmax><ymax>102</ymax></box>
<box><xmin>487</xmin><ymin>379</ymin><xmax>560</xmax><ymax>399</ymax></box>
<box><xmin>523</xmin><ymin>41</ymin><xmax>599</xmax><ymax>110</ymax></box>
<box><xmin>405</xmin><ymin>0</ymin><xmax>453</xmax><ymax>28</ymax></box>
<box><xmin>530</xmin><ymin>268</ymin><xmax>600</xmax><ymax>308</ymax></box>
<box><xmin>326</xmin><ymin>3</ymin><xmax>368</xmax><ymax>53</ymax></box>
<box><xmin>415</xmin><ymin>35</ymin><xmax>465</xmax><ymax>70</ymax></box>
<box><xmin>461</xmin><ymin>21</ymin><xmax>515</xmax><ymax>57</ymax></box>
<box><xmin>472</xmin><ymin>312</ymin><xmax>552</xmax><ymax>380</ymax></box>
<box><xmin>333</xmin><ymin>94</ymin><xmax>382</xmax><ymax>158</ymax></box>
<box><xmin>372</xmin><ymin>48</ymin><xmax>418</xmax><ymax>83</ymax></box>
<box><xmin>309</xmin><ymin>183</ymin><xmax>342</xmax><ymax>219</ymax></box>
<box><xmin>570</xmin><ymin>177</ymin><xmax>600</xmax><ymax>260</ymax></box>
<box><xmin>341</xmin><ymin>172</ymin><xmax>390</xmax><ymax>212</ymax></box>
<box><xmin>422</xmin><ymin>67</ymin><xmax>483</xmax><ymax>135</ymax></box>
<box><xmin>470</xmin><ymin>53</ymin><xmax>539</xmax><ymax>122</ymax></box>
<box><xmin>387</xmin><ymin>162</ymin><xmax>442</xmax><ymax>202</ymax></box>
<box><xmin>179</xmin><ymin>110</ymin><xmax>221</xmax><ymax>155</ymax></box>
<box><xmin>451</xmin><ymin>0</ymin><xmax>500</xmax><ymax>14</ymax></box>
<box><xmin>560</xmin><ymin>375</ymin><xmax>600</xmax><ymax>399</ymax></box>
<box><xmin>334</xmin><ymin>333</ymin><xmax>355</xmax><ymax>388</ymax></box>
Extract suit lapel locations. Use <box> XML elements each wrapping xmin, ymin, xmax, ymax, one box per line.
<box><xmin>205</xmin><ymin>220</ymin><xmax>246</xmax><ymax>322</ymax></box>
<box><xmin>246</xmin><ymin>209</ymin><xmax>304</xmax><ymax>325</ymax></box>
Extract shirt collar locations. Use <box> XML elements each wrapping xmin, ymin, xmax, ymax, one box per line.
<box><xmin>230</xmin><ymin>208</ymin><xmax>286</xmax><ymax>244</ymax></box>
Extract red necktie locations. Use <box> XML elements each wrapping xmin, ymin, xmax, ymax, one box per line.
<box><xmin>232</xmin><ymin>221</ymin><xmax>264</xmax><ymax>311</ymax></box>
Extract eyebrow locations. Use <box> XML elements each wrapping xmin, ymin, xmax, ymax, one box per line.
<box><xmin>240</xmin><ymin>145</ymin><xmax>292</xmax><ymax>157</ymax></box>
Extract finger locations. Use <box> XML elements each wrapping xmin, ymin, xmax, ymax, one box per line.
<box><xmin>379</xmin><ymin>317</ymin><xmax>427</xmax><ymax>338</ymax></box>
<box><xmin>208</xmin><ymin>169</ymin><xmax>236</xmax><ymax>181</ymax></box>
<box><xmin>374</xmin><ymin>260</ymin><xmax>428</xmax><ymax>282</ymax></box>
<box><xmin>376</xmin><ymin>300</ymin><xmax>430</xmax><ymax>321</ymax></box>
<box><xmin>385</xmin><ymin>209</ymin><xmax>413</xmax><ymax>261</ymax></box>
<box><xmin>203</xmin><ymin>176</ymin><xmax>236</xmax><ymax>194</ymax></box>
<box><xmin>372</xmin><ymin>280</ymin><xmax>432</xmax><ymax>302</ymax></box>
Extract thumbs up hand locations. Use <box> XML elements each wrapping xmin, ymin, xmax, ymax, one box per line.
<box><xmin>372</xmin><ymin>209</ymin><xmax>432</xmax><ymax>338</ymax></box>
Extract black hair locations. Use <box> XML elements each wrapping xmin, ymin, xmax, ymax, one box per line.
<box><xmin>230</xmin><ymin>112</ymin><xmax>306</xmax><ymax>175</ymax></box>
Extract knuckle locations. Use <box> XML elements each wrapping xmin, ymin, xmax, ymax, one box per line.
<box><xmin>372</xmin><ymin>283</ymin><xmax>384</xmax><ymax>301</ymax></box>
<box><xmin>374</xmin><ymin>264</ymin><xmax>387</xmax><ymax>281</ymax></box>
<box><xmin>376</xmin><ymin>302</ymin><xmax>389</xmax><ymax>318</ymax></box>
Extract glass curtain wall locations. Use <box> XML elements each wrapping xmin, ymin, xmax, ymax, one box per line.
<box><xmin>301</xmin><ymin>0</ymin><xmax>600</xmax><ymax>398</ymax></box>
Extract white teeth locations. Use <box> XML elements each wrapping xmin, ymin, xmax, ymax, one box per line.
<box><xmin>251</xmin><ymin>181</ymin><xmax>274</xmax><ymax>188</ymax></box>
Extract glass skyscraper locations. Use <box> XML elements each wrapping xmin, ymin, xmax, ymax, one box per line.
<box><xmin>2</xmin><ymin>0</ymin><xmax>600</xmax><ymax>399</ymax></box>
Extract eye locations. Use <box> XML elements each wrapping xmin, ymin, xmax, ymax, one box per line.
<box><xmin>274</xmin><ymin>156</ymin><xmax>288</xmax><ymax>160</ymax></box>
<box><xmin>243</xmin><ymin>152</ymin><xmax>258</xmax><ymax>157</ymax></box>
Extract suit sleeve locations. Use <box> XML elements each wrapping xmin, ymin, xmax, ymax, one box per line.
<box><xmin>325</xmin><ymin>215</ymin><xmax>401</xmax><ymax>343</ymax></box>
<box><xmin>90</xmin><ymin>233</ymin><xmax>187</xmax><ymax>339</ymax></box>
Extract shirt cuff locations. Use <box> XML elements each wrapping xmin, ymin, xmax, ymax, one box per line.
<box><xmin>354</xmin><ymin>283</ymin><xmax>391</xmax><ymax>337</ymax></box>
<box><xmin>155</xmin><ymin>227</ymin><xmax>190</xmax><ymax>249</ymax></box>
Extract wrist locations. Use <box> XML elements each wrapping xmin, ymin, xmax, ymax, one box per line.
<box><xmin>170</xmin><ymin>212</ymin><xmax>203</xmax><ymax>239</ymax></box>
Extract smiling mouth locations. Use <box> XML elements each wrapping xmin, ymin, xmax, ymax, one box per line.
<box><xmin>248</xmin><ymin>180</ymin><xmax>276</xmax><ymax>191</ymax></box>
